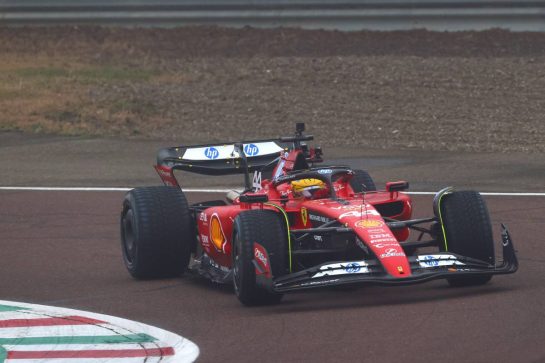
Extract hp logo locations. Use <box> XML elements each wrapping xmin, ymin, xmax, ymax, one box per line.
<box><xmin>204</xmin><ymin>147</ymin><xmax>219</xmax><ymax>159</ymax></box>
<box><xmin>424</xmin><ymin>255</ymin><xmax>438</xmax><ymax>266</ymax></box>
<box><xmin>345</xmin><ymin>263</ymin><xmax>361</xmax><ymax>273</ymax></box>
<box><xmin>244</xmin><ymin>144</ymin><xmax>259</xmax><ymax>157</ymax></box>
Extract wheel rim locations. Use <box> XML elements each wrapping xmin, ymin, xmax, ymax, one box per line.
<box><xmin>122</xmin><ymin>208</ymin><xmax>136</xmax><ymax>264</ymax></box>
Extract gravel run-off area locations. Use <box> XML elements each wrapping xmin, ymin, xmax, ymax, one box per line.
<box><xmin>0</xmin><ymin>26</ymin><xmax>544</xmax><ymax>153</ymax></box>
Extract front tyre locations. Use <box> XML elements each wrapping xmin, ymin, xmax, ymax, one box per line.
<box><xmin>439</xmin><ymin>191</ymin><xmax>495</xmax><ymax>287</ymax></box>
<box><xmin>120</xmin><ymin>186</ymin><xmax>194</xmax><ymax>279</ymax></box>
<box><xmin>232</xmin><ymin>210</ymin><xmax>287</xmax><ymax>306</ymax></box>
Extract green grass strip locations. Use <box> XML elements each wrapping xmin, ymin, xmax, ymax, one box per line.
<box><xmin>0</xmin><ymin>305</ymin><xmax>30</xmax><ymax>312</ymax></box>
<box><xmin>0</xmin><ymin>333</ymin><xmax>156</xmax><ymax>346</ymax></box>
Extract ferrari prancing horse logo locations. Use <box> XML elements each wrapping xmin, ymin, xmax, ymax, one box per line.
<box><xmin>301</xmin><ymin>207</ymin><xmax>308</xmax><ymax>226</ymax></box>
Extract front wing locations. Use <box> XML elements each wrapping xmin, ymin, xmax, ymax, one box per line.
<box><xmin>273</xmin><ymin>224</ymin><xmax>518</xmax><ymax>292</ymax></box>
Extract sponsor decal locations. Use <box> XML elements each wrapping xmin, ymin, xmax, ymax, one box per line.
<box><xmin>246</xmin><ymin>142</ymin><xmax>282</xmax><ymax>156</ymax></box>
<box><xmin>154</xmin><ymin>166</ymin><xmax>177</xmax><ymax>186</ymax></box>
<box><xmin>397</xmin><ymin>266</ymin><xmax>405</xmax><ymax>274</ymax></box>
<box><xmin>312</xmin><ymin>261</ymin><xmax>369</xmax><ymax>278</ymax></box>
<box><xmin>331</xmin><ymin>204</ymin><xmax>371</xmax><ymax>210</ymax></box>
<box><xmin>309</xmin><ymin>214</ymin><xmax>331</xmax><ymax>223</ymax></box>
<box><xmin>370</xmin><ymin>233</ymin><xmax>393</xmax><ymax>239</ymax></box>
<box><xmin>339</xmin><ymin>210</ymin><xmax>380</xmax><ymax>219</ymax></box>
<box><xmin>244</xmin><ymin>143</ymin><xmax>259</xmax><ymax>156</ymax></box>
<box><xmin>254</xmin><ymin>248</ymin><xmax>268</xmax><ymax>267</ymax></box>
<box><xmin>204</xmin><ymin>147</ymin><xmax>219</xmax><ymax>159</ymax></box>
<box><xmin>183</xmin><ymin>145</ymin><xmax>235</xmax><ymax>160</ymax></box>
<box><xmin>334</xmin><ymin>184</ymin><xmax>345</xmax><ymax>192</ymax></box>
<box><xmin>199</xmin><ymin>212</ymin><xmax>207</xmax><ymax>222</ymax></box>
<box><xmin>417</xmin><ymin>254</ymin><xmax>465</xmax><ymax>268</ymax></box>
<box><xmin>355</xmin><ymin>219</ymin><xmax>384</xmax><ymax>228</ymax></box>
<box><xmin>380</xmin><ymin>248</ymin><xmax>405</xmax><ymax>259</ymax></box>
<box><xmin>253</xmin><ymin>243</ymin><xmax>271</xmax><ymax>277</ymax></box>
<box><xmin>301</xmin><ymin>207</ymin><xmax>308</xmax><ymax>226</ymax></box>
<box><xmin>423</xmin><ymin>255</ymin><xmax>439</xmax><ymax>266</ymax></box>
<box><xmin>373</xmin><ymin>243</ymin><xmax>400</xmax><ymax>248</ymax></box>
<box><xmin>345</xmin><ymin>263</ymin><xmax>362</xmax><ymax>273</ymax></box>
<box><xmin>318</xmin><ymin>169</ymin><xmax>333</xmax><ymax>174</ymax></box>
<box><xmin>369</xmin><ymin>238</ymin><xmax>398</xmax><ymax>243</ymax></box>
<box><xmin>209</xmin><ymin>213</ymin><xmax>227</xmax><ymax>252</ymax></box>
<box><xmin>200</xmin><ymin>234</ymin><xmax>210</xmax><ymax>247</ymax></box>
<box><xmin>183</xmin><ymin>142</ymin><xmax>281</xmax><ymax>161</ymax></box>
<box><xmin>156</xmin><ymin>167</ymin><xmax>172</xmax><ymax>178</ymax></box>
<box><xmin>313</xmin><ymin>235</ymin><xmax>324</xmax><ymax>242</ymax></box>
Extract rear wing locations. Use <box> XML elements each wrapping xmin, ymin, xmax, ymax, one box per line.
<box><xmin>154</xmin><ymin>123</ymin><xmax>320</xmax><ymax>188</ymax></box>
<box><xmin>156</xmin><ymin>140</ymin><xmax>285</xmax><ymax>177</ymax></box>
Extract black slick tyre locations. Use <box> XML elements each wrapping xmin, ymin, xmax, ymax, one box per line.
<box><xmin>232</xmin><ymin>210</ymin><xmax>287</xmax><ymax>306</ymax></box>
<box><xmin>438</xmin><ymin>191</ymin><xmax>495</xmax><ymax>287</ymax></box>
<box><xmin>120</xmin><ymin>186</ymin><xmax>194</xmax><ymax>279</ymax></box>
<box><xmin>350</xmin><ymin>169</ymin><xmax>376</xmax><ymax>192</ymax></box>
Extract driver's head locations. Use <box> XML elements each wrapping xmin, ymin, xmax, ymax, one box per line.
<box><xmin>291</xmin><ymin>178</ymin><xmax>327</xmax><ymax>199</ymax></box>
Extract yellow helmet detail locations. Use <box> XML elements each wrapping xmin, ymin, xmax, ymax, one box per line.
<box><xmin>291</xmin><ymin>179</ymin><xmax>328</xmax><ymax>199</ymax></box>
<box><xmin>291</xmin><ymin>178</ymin><xmax>325</xmax><ymax>193</ymax></box>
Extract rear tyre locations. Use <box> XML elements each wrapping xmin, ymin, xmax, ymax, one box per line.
<box><xmin>120</xmin><ymin>186</ymin><xmax>194</xmax><ymax>279</ymax></box>
<box><xmin>232</xmin><ymin>210</ymin><xmax>287</xmax><ymax>306</ymax></box>
<box><xmin>350</xmin><ymin>169</ymin><xmax>376</xmax><ymax>192</ymax></box>
<box><xmin>439</xmin><ymin>191</ymin><xmax>495</xmax><ymax>287</ymax></box>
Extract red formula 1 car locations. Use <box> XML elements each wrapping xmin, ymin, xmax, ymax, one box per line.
<box><xmin>120</xmin><ymin>123</ymin><xmax>518</xmax><ymax>306</ymax></box>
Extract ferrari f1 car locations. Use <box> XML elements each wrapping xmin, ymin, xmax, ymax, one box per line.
<box><xmin>120</xmin><ymin>123</ymin><xmax>518</xmax><ymax>306</ymax></box>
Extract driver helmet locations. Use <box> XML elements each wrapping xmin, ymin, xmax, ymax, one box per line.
<box><xmin>291</xmin><ymin>178</ymin><xmax>327</xmax><ymax>199</ymax></box>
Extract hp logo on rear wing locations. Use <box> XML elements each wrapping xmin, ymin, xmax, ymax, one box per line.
<box><xmin>244</xmin><ymin>144</ymin><xmax>259</xmax><ymax>157</ymax></box>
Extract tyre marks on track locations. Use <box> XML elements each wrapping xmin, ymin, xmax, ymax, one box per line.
<box><xmin>0</xmin><ymin>301</ymin><xmax>199</xmax><ymax>362</ymax></box>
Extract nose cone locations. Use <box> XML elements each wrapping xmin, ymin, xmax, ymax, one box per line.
<box><xmin>348</xmin><ymin>219</ymin><xmax>412</xmax><ymax>277</ymax></box>
<box><xmin>303</xmin><ymin>200</ymin><xmax>412</xmax><ymax>277</ymax></box>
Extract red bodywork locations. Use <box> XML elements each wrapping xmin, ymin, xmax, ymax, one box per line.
<box><xmin>159</xmin><ymin>149</ymin><xmax>414</xmax><ymax>279</ymax></box>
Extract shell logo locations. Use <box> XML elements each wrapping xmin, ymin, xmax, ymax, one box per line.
<box><xmin>355</xmin><ymin>219</ymin><xmax>384</xmax><ymax>228</ymax></box>
<box><xmin>210</xmin><ymin>214</ymin><xmax>227</xmax><ymax>252</ymax></box>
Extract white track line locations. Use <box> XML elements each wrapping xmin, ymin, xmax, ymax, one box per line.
<box><xmin>0</xmin><ymin>186</ymin><xmax>544</xmax><ymax>196</ymax></box>
<box><xmin>407</xmin><ymin>191</ymin><xmax>545</xmax><ymax>196</ymax></box>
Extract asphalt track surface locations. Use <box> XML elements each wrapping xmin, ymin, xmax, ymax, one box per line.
<box><xmin>1</xmin><ymin>132</ymin><xmax>544</xmax><ymax>362</ymax></box>
<box><xmin>1</xmin><ymin>189</ymin><xmax>544</xmax><ymax>363</ymax></box>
